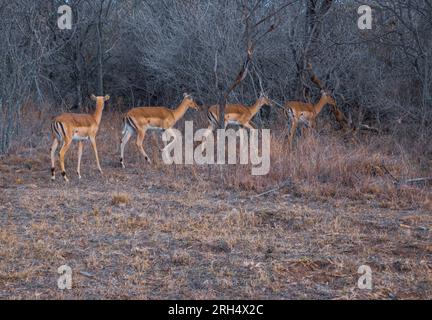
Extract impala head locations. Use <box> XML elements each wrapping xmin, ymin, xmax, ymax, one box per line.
<box><xmin>91</xmin><ymin>94</ymin><xmax>110</xmax><ymax>106</ymax></box>
<box><xmin>321</xmin><ymin>90</ymin><xmax>336</xmax><ymax>106</ymax></box>
<box><xmin>258</xmin><ymin>92</ymin><xmax>274</xmax><ymax>108</ymax></box>
<box><xmin>183</xmin><ymin>93</ymin><xmax>200</xmax><ymax>111</ymax></box>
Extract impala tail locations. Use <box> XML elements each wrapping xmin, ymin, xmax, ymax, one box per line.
<box><xmin>206</xmin><ymin>108</ymin><xmax>220</xmax><ymax>129</ymax></box>
<box><xmin>122</xmin><ymin>115</ymin><xmax>138</xmax><ymax>135</ymax></box>
<box><xmin>283</xmin><ymin>106</ymin><xmax>294</xmax><ymax>120</ymax></box>
<box><xmin>51</xmin><ymin>120</ymin><xmax>66</xmax><ymax>142</ymax></box>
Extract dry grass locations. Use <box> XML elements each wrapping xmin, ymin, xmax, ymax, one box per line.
<box><xmin>0</xmin><ymin>107</ymin><xmax>431</xmax><ymax>299</ymax></box>
<box><xmin>226</xmin><ymin>126</ymin><xmax>431</xmax><ymax>211</ymax></box>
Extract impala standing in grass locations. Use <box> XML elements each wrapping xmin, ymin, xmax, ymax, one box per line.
<box><xmin>200</xmin><ymin>92</ymin><xmax>274</xmax><ymax>150</ymax></box>
<box><xmin>205</xmin><ymin>92</ymin><xmax>274</xmax><ymax>131</ymax></box>
<box><xmin>50</xmin><ymin>94</ymin><xmax>110</xmax><ymax>182</ymax></box>
<box><xmin>284</xmin><ymin>90</ymin><xmax>339</xmax><ymax>145</ymax></box>
<box><xmin>284</xmin><ymin>64</ymin><xmax>348</xmax><ymax>146</ymax></box>
<box><xmin>120</xmin><ymin>93</ymin><xmax>199</xmax><ymax>168</ymax></box>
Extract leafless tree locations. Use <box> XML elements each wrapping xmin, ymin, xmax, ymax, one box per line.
<box><xmin>0</xmin><ymin>0</ymin><xmax>430</xmax><ymax>157</ymax></box>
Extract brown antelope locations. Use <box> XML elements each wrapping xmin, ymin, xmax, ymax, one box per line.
<box><xmin>120</xmin><ymin>93</ymin><xmax>199</xmax><ymax>168</ymax></box>
<box><xmin>285</xmin><ymin>64</ymin><xmax>348</xmax><ymax>145</ymax></box>
<box><xmin>285</xmin><ymin>90</ymin><xmax>338</xmax><ymax>145</ymax></box>
<box><xmin>200</xmin><ymin>93</ymin><xmax>274</xmax><ymax>151</ymax></box>
<box><xmin>205</xmin><ymin>92</ymin><xmax>274</xmax><ymax>132</ymax></box>
<box><xmin>50</xmin><ymin>94</ymin><xmax>110</xmax><ymax>182</ymax></box>
<box><xmin>51</xmin><ymin>95</ymin><xmax>110</xmax><ymax>181</ymax></box>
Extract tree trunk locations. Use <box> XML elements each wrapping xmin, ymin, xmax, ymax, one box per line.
<box><xmin>96</xmin><ymin>22</ymin><xmax>104</xmax><ymax>96</ymax></box>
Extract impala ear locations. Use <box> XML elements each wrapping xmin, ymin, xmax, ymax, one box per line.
<box><xmin>90</xmin><ymin>94</ymin><xmax>97</xmax><ymax>101</ymax></box>
<box><xmin>104</xmin><ymin>95</ymin><xmax>110</xmax><ymax>101</ymax></box>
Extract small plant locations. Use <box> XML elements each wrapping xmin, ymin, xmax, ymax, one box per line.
<box><xmin>111</xmin><ymin>193</ymin><xmax>130</xmax><ymax>206</ymax></box>
<box><xmin>171</xmin><ymin>250</ymin><xmax>192</xmax><ymax>266</ymax></box>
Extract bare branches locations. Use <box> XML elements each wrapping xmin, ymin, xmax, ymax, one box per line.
<box><xmin>214</xmin><ymin>0</ymin><xmax>295</xmax><ymax>127</ymax></box>
<box><xmin>0</xmin><ymin>0</ymin><xmax>431</xmax><ymax>155</ymax></box>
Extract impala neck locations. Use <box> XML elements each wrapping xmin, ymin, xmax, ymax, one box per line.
<box><xmin>249</xmin><ymin>98</ymin><xmax>265</xmax><ymax>116</ymax></box>
<box><xmin>172</xmin><ymin>99</ymin><xmax>190</xmax><ymax>123</ymax></box>
<box><xmin>314</xmin><ymin>96</ymin><xmax>328</xmax><ymax>115</ymax></box>
<box><xmin>92</xmin><ymin>99</ymin><xmax>105</xmax><ymax>125</ymax></box>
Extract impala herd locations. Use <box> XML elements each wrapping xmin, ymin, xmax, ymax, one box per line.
<box><xmin>50</xmin><ymin>72</ymin><xmax>348</xmax><ymax>182</ymax></box>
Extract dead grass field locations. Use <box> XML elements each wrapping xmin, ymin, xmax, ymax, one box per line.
<box><xmin>0</xmin><ymin>110</ymin><xmax>431</xmax><ymax>299</ymax></box>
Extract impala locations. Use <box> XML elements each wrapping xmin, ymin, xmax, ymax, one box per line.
<box><xmin>200</xmin><ymin>93</ymin><xmax>273</xmax><ymax>150</ymax></box>
<box><xmin>120</xmin><ymin>93</ymin><xmax>199</xmax><ymax>168</ymax></box>
<box><xmin>50</xmin><ymin>94</ymin><xmax>110</xmax><ymax>182</ymax></box>
<box><xmin>285</xmin><ymin>63</ymin><xmax>349</xmax><ymax>145</ymax></box>
<box><xmin>284</xmin><ymin>90</ymin><xmax>339</xmax><ymax>145</ymax></box>
<box><xmin>205</xmin><ymin>92</ymin><xmax>273</xmax><ymax>131</ymax></box>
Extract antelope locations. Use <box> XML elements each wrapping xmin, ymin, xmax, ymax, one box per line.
<box><xmin>285</xmin><ymin>64</ymin><xmax>348</xmax><ymax>145</ymax></box>
<box><xmin>285</xmin><ymin>90</ymin><xmax>338</xmax><ymax>145</ymax></box>
<box><xmin>50</xmin><ymin>94</ymin><xmax>110</xmax><ymax>182</ymax></box>
<box><xmin>120</xmin><ymin>93</ymin><xmax>199</xmax><ymax>168</ymax></box>
<box><xmin>205</xmin><ymin>92</ymin><xmax>274</xmax><ymax>133</ymax></box>
<box><xmin>200</xmin><ymin>93</ymin><xmax>274</xmax><ymax>151</ymax></box>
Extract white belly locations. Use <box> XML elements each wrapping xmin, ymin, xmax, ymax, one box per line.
<box><xmin>227</xmin><ymin>120</ymin><xmax>241</xmax><ymax>125</ymax></box>
<box><xmin>146</xmin><ymin>125</ymin><xmax>164</xmax><ymax>131</ymax></box>
<box><xmin>72</xmin><ymin>134</ymin><xmax>89</xmax><ymax>141</ymax></box>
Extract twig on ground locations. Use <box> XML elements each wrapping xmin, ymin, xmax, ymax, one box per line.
<box><xmin>396</xmin><ymin>177</ymin><xmax>432</xmax><ymax>187</ymax></box>
<box><xmin>251</xmin><ymin>179</ymin><xmax>292</xmax><ymax>199</ymax></box>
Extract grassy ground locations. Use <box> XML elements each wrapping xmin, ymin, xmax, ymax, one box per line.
<box><xmin>0</xmin><ymin>111</ymin><xmax>431</xmax><ymax>299</ymax></box>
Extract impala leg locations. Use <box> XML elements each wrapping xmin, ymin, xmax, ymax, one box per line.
<box><xmin>289</xmin><ymin>120</ymin><xmax>298</xmax><ymax>148</ymax></box>
<box><xmin>77</xmin><ymin>141</ymin><xmax>83</xmax><ymax>179</ymax></box>
<box><xmin>205</xmin><ymin>124</ymin><xmax>215</xmax><ymax>135</ymax></box>
<box><xmin>90</xmin><ymin>137</ymin><xmax>103</xmax><ymax>174</ymax></box>
<box><xmin>311</xmin><ymin>118</ymin><xmax>317</xmax><ymax>130</ymax></box>
<box><xmin>301</xmin><ymin>125</ymin><xmax>307</xmax><ymax>139</ymax></box>
<box><xmin>136</xmin><ymin>129</ymin><xmax>151</xmax><ymax>164</ymax></box>
<box><xmin>243</xmin><ymin>121</ymin><xmax>257</xmax><ymax>140</ymax></box>
<box><xmin>164</xmin><ymin>128</ymin><xmax>178</xmax><ymax>146</ymax></box>
<box><xmin>201</xmin><ymin>124</ymin><xmax>215</xmax><ymax>152</ymax></box>
<box><xmin>243</xmin><ymin>122</ymin><xmax>256</xmax><ymax>130</ymax></box>
<box><xmin>120</xmin><ymin>129</ymin><xmax>132</xmax><ymax>168</ymax></box>
<box><xmin>50</xmin><ymin>138</ymin><xmax>59</xmax><ymax>180</ymax></box>
<box><xmin>59</xmin><ymin>139</ymin><xmax>72</xmax><ymax>182</ymax></box>
<box><xmin>311</xmin><ymin>120</ymin><xmax>318</xmax><ymax>137</ymax></box>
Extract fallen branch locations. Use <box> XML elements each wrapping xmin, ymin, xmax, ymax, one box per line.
<box><xmin>396</xmin><ymin>177</ymin><xmax>432</xmax><ymax>187</ymax></box>
<box><xmin>251</xmin><ymin>179</ymin><xmax>292</xmax><ymax>199</ymax></box>
<box><xmin>383</xmin><ymin>165</ymin><xmax>431</xmax><ymax>187</ymax></box>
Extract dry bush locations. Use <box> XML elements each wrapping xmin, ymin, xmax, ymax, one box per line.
<box><xmin>111</xmin><ymin>193</ymin><xmax>131</xmax><ymax>206</ymax></box>
<box><xmin>223</xmin><ymin>127</ymin><xmax>431</xmax><ymax>210</ymax></box>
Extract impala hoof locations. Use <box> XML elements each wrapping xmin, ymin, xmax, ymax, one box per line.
<box><xmin>61</xmin><ymin>171</ymin><xmax>69</xmax><ymax>182</ymax></box>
